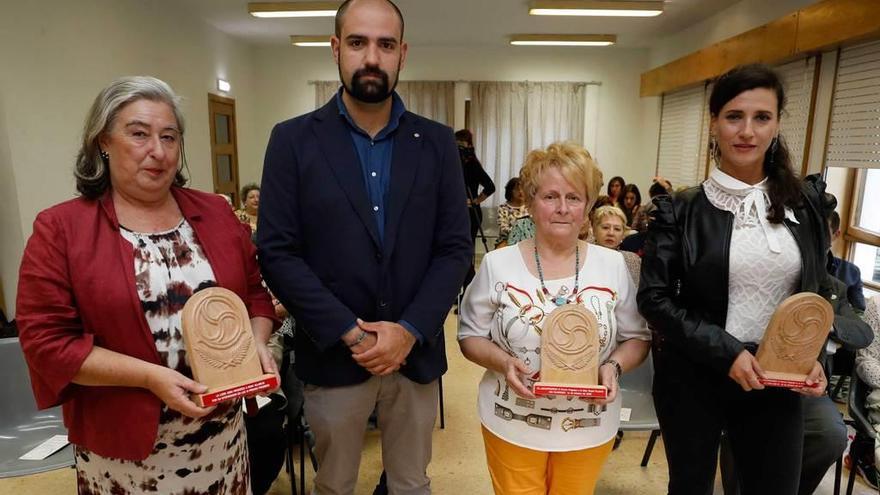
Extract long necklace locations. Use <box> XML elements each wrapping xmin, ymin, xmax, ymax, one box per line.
<box><xmin>533</xmin><ymin>241</ymin><xmax>579</xmax><ymax>306</ymax></box>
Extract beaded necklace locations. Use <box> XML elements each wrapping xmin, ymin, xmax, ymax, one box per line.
<box><xmin>533</xmin><ymin>241</ymin><xmax>579</xmax><ymax>306</ymax></box>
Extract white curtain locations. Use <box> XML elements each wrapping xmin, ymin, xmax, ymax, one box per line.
<box><xmin>470</xmin><ymin>81</ymin><xmax>587</xmax><ymax>207</ymax></box>
<box><xmin>314</xmin><ymin>81</ymin><xmax>340</xmax><ymax>108</ymax></box>
<box><xmin>395</xmin><ymin>81</ymin><xmax>455</xmax><ymax>126</ymax></box>
<box><xmin>526</xmin><ymin>82</ymin><xmax>586</xmax><ymax>151</ymax></box>
<box><xmin>470</xmin><ymin>82</ymin><xmax>528</xmax><ymax>209</ymax></box>
<box><xmin>313</xmin><ymin>80</ymin><xmax>455</xmax><ymax>126</ymax></box>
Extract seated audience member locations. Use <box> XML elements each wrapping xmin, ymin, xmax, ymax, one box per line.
<box><xmin>235</xmin><ymin>182</ymin><xmax>260</xmax><ymax>233</ymax></box>
<box><xmin>606</xmin><ymin>175</ymin><xmax>626</xmax><ymax>207</ymax></box>
<box><xmin>458</xmin><ymin>142</ymin><xmax>650</xmax><ymax>495</ymax></box>
<box><xmin>855</xmin><ymin>295</ymin><xmax>880</xmax><ymax>488</ymax></box>
<box><xmin>496</xmin><ymin>177</ymin><xmax>528</xmax><ymax>248</ymax></box>
<box><xmin>506</xmin><ymin>215</ymin><xmax>536</xmax><ymax>245</ymax></box>
<box><xmin>722</xmin><ymin>276</ymin><xmax>872</xmax><ymax>495</ymax></box>
<box><xmin>827</xmin><ymin>210</ymin><xmax>866</xmax><ymax>311</ymax></box>
<box><xmin>631</xmin><ymin>179</ymin><xmax>671</xmax><ymax>233</ymax></box>
<box><xmin>592</xmin><ymin>205</ymin><xmax>641</xmax><ymax>287</ymax></box>
<box><xmin>16</xmin><ymin>76</ymin><xmax>279</xmax><ymax>493</ymax></box>
<box><xmin>620</xmin><ymin>184</ymin><xmax>642</xmax><ymax>230</ymax></box>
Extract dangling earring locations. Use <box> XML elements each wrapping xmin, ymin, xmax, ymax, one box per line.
<box><xmin>710</xmin><ymin>135</ymin><xmax>720</xmax><ymax>166</ymax></box>
<box><xmin>769</xmin><ymin>136</ymin><xmax>778</xmax><ymax>166</ymax></box>
<box><xmin>99</xmin><ymin>149</ymin><xmax>109</xmax><ymax>161</ymax></box>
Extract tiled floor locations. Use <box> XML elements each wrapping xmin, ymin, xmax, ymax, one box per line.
<box><xmin>1</xmin><ymin>312</ymin><xmax>875</xmax><ymax>494</ymax></box>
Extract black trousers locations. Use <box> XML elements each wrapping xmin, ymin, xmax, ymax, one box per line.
<box><xmin>462</xmin><ymin>206</ymin><xmax>482</xmax><ymax>291</ymax></box>
<box><xmin>719</xmin><ymin>394</ymin><xmax>847</xmax><ymax>495</ymax></box>
<box><xmin>653</xmin><ymin>350</ymin><xmax>804</xmax><ymax>495</ymax></box>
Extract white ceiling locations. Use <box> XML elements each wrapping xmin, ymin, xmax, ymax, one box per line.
<box><xmin>178</xmin><ymin>0</ymin><xmax>743</xmax><ymax>48</ymax></box>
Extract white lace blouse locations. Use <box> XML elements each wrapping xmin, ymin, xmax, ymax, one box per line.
<box><xmin>703</xmin><ymin>168</ymin><xmax>802</xmax><ymax>343</ymax></box>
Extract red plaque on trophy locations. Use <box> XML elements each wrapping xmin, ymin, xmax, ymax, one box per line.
<box><xmin>533</xmin><ymin>305</ymin><xmax>607</xmax><ymax>399</ymax></box>
<box><xmin>756</xmin><ymin>292</ymin><xmax>833</xmax><ymax>389</ymax></box>
<box><xmin>182</xmin><ymin>287</ymin><xmax>278</xmax><ymax>407</ymax></box>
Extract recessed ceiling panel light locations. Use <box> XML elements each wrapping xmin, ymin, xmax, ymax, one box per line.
<box><xmin>529</xmin><ymin>1</ymin><xmax>664</xmax><ymax>17</ymax></box>
<box><xmin>510</xmin><ymin>34</ymin><xmax>617</xmax><ymax>46</ymax></box>
<box><xmin>249</xmin><ymin>2</ymin><xmax>340</xmax><ymax>18</ymax></box>
<box><xmin>290</xmin><ymin>35</ymin><xmax>332</xmax><ymax>47</ymax></box>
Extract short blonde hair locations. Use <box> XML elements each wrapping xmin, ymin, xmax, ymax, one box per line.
<box><xmin>591</xmin><ymin>205</ymin><xmax>627</xmax><ymax>230</ymax></box>
<box><xmin>519</xmin><ymin>142</ymin><xmax>604</xmax><ymax>212</ymax></box>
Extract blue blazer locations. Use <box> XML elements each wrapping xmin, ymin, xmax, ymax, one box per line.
<box><xmin>257</xmin><ymin>98</ymin><xmax>472</xmax><ymax>386</ymax></box>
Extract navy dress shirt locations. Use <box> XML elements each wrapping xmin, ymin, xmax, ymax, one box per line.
<box><xmin>336</xmin><ymin>90</ymin><xmax>422</xmax><ymax>342</ymax></box>
<box><xmin>336</xmin><ymin>90</ymin><xmax>405</xmax><ymax>244</ymax></box>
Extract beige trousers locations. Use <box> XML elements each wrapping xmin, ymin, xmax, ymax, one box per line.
<box><xmin>303</xmin><ymin>374</ymin><xmax>439</xmax><ymax>495</ymax></box>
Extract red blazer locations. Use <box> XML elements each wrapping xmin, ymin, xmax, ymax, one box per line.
<box><xmin>16</xmin><ymin>187</ymin><xmax>277</xmax><ymax>460</ymax></box>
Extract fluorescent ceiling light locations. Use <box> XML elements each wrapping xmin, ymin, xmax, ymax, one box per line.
<box><xmin>290</xmin><ymin>35</ymin><xmax>331</xmax><ymax>47</ymax></box>
<box><xmin>510</xmin><ymin>34</ymin><xmax>617</xmax><ymax>46</ymax></box>
<box><xmin>217</xmin><ymin>79</ymin><xmax>231</xmax><ymax>92</ymax></box>
<box><xmin>529</xmin><ymin>1</ymin><xmax>664</xmax><ymax>17</ymax></box>
<box><xmin>249</xmin><ymin>2</ymin><xmax>340</xmax><ymax>18</ymax></box>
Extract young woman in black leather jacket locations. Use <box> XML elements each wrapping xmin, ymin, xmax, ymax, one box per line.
<box><xmin>638</xmin><ymin>64</ymin><xmax>836</xmax><ymax>495</ymax></box>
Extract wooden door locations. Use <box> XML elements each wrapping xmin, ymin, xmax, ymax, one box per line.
<box><xmin>208</xmin><ymin>94</ymin><xmax>240</xmax><ymax>206</ymax></box>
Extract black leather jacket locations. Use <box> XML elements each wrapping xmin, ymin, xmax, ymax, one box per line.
<box><xmin>637</xmin><ymin>175</ymin><xmax>845</xmax><ymax>376</ymax></box>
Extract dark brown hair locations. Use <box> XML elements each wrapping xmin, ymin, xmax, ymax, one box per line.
<box><xmin>710</xmin><ymin>63</ymin><xmax>800</xmax><ymax>223</ymax></box>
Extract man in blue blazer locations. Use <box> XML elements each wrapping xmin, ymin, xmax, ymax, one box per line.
<box><xmin>257</xmin><ymin>0</ymin><xmax>471</xmax><ymax>493</ymax></box>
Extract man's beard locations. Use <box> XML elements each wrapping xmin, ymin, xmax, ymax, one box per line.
<box><xmin>340</xmin><ymin>63</ymin><xmax>400</xmax><ymax>104</ymax></box>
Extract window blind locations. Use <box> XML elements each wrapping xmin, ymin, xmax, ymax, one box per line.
<box><xmin>826</xmin><ymin>40</ymin><xmax>880</xmax><ymax>169</ymax></box>
<box><xmin>656</xmin><ymin>85</ymin><xmax>707</xmax><ymax>188</ymax></box>
<box><xmin>776</xmin><ymin>57</ymin><xmax>817</xmax><ymax>171</ymax></box>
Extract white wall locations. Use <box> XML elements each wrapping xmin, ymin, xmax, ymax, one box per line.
<box><xmin>0</xmin><ymin>0</ymin><xmax>261</xmax><ymax>316</ymax></box>
<box><xmin>649</xmin><ymin>0</ymin><xmax>817</xmax><ymax>68</ymax></box>
<box><xmin>251</xmin><ymin>44</ymin><xmax>659</xmax><ymax>198</ymax></box>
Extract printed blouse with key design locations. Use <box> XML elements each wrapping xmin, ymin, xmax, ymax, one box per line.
<box><xmin>458</xmin><ymin>244</ymin><xmax>649</xmax><ymax>452</ymax></box>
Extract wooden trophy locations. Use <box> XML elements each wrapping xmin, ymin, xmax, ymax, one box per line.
<box><xmin>756</xmin><ymin>292</ymin><xmax>833</xmax><ymax>388</ymax></box>
<box><xmin>182</xmin><ymin>287</ymin><xmax>278</xmax><ymax>407</ymax></box>
<box><xmin>533</xmin><ymin>305</ymin><xmax>607</xmax><ymax>399</ymax></box>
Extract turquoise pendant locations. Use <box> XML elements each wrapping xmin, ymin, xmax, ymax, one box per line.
<box><xmin>553</xmin><ymin>296</ymin><xmax>568</xmax><ymax>306</ymax></box>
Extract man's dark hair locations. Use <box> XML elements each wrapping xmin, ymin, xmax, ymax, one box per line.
<box><xmin>504</xmin><ymin>177</ymin><xmax>520</xmax><ymax>202</ymax></box>
<box><xmin>335</xmin><ymin>0</ymin><xmax>405</xmax><ymax>40</ymax></box>
<box><xmin>648</xmin><ymin>181</ymin><xmax>668</xmax><ymax>198</ymax></box>
<box><xmin>455</xmin><ymin>129</ymin><xmax>474</xmax><ymax>147</ymax></box>
<box><xmin>829</xmin><ymin>210</ymin><xmax>841</xmax><ymax>234</ymax></box>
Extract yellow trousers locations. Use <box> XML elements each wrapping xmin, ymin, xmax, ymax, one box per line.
<box><xmin>481</xmin><ymin>425</ymin><xmax>614</xmax><ymax>495</ymax></box>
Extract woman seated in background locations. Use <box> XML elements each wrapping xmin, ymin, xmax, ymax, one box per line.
<box><xmin>16</xmin><ymin>76</ymin><xmax>279</xmax><ymax>494</ymax></box>
<box><xmin>620</xmin><ymin>183</ymin><xmax>642</xmax><ymax>230</ymax></box>
<box><xmin>855</xmin><ymin>295</ymin><xmax>880</xmax><ymax>485</ymax></box>
<box><xmin>639</xmin><ymin>63</ymin><xmax>832</xmax><ymax>495</ymax></box>
<box><xmin>592</xmin><ymin>205</ymin><xmax>641</xmax><ymax>287</ymax></box>
<box><xmin>458</xmin><ymin>141</ymin><xmax>650</xmax><ymax>495</ymax></box>
<box><xmin>496</xmin><ymin>177</ymin><xmax>528</xmax><ymax>248</ymax></box>
<box><xmin>235</xmin><ymin>182</ymin><xmax>260</xmax><ymax>234</ymax></box>
<box><xmin>606</xmin><ymin>176</ymin><xmax>625</xmax><ymax>207</ymax></box>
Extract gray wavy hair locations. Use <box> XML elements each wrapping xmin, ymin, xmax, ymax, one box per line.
<box><xmin>75</xmin><ymin>76</ymin><xmax>188</xmax><ymax>199</ymax></box>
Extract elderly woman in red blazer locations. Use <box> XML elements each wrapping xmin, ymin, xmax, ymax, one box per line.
<box><xmin>16</xmin><ymin>76</ymin><xmax>278</xmax><ymax>494</ymax></box>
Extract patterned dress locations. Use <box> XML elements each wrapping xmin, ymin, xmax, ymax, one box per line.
<box><xmin>75</xmin><ymin>220</ymin><xmax>251</xmax><ymax>495</ymax></box>
<box><xmin>496</xmin><ymin>203</ymin><xmax>528</xmax><ymax>247</ymax></box>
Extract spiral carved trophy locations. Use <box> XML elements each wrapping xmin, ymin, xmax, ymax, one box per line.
<box><xmin>756</xmin><ymin>292</ymin><xmax>833</xmax><ymax>388</ymax></box>
<box><xmin>533</xmin><ymin>305</ymin><xmax>607</xmax><ymax>398</ymax></box>
<box><xmin>182</xmin><ymin>287</ymin><xmax>278</xmax><ymax>407</ymax></box>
